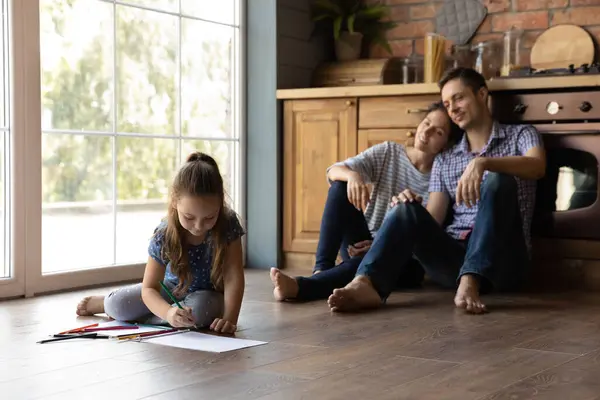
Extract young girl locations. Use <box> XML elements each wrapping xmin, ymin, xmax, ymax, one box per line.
<box><xmin>76</xmin><ymin>152</ymin><xmax>245</xmax><ymax>334</ymax></box>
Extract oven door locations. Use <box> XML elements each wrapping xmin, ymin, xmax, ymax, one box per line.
<box><xmin>533</xmin><ymin>123</ymin><xmax>600</xmax><ymax>240</ymax></box>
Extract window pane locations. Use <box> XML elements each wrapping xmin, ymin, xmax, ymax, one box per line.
<box><xmin>42</xmin><ymin>134</ymin><xmax>114</xmax><ymax>273</ymax></box>
<box><xmin>181</xmin><ymin>140</ymin><xmax>236</xmax><ymax>206</ymax></box>
<box><xmin>117</xmin><ymin>5</ymin><xmax>178</xmax><ymax>135</ymax></box>
<box><xmin>181</xmin><ymin>19</ymin><xmax>234</xmax><ymax>138</ymax></box>
<box><xmin>181</xmin><ymin>0</ymin><xmax>236</xmax><ymax>25</ymax></box>
<box><xmin>119</xmin><ymin>0</ymin><xmax>178</xmax><ymax>13</ymax></box>
<box><xmin>115</xmin><ymin>137</ymin><xmax>178</xmax><ymax>264</ymax></box>
<box><xmin>40</xmin><ymin>0</ymin><xmax>113</xmax><ymax>132</ymax></box>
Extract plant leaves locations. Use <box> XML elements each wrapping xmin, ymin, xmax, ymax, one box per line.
<box><xmin>311</xmin><ymin>0</ymin><xmax>342</xmax><ymax>15</ymax></box>
<box><xmin>333</xmin><ymin>15</ymin><xmax>343</xmax><ymax>40</ymax></box>
<box><xmin>357</xmin><ymin>5</ymin><xmax>388</xmax><ymax>19</ymax></box>
<box><xmin>347</xmin><ymin>14</ymin><xmax>355</xmax><ymax>34</ymax></box>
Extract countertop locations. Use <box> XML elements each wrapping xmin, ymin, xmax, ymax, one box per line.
<box><xmin>276</xmin><ymin>75</ymin><xmax>600</xmax><ymax>100</ymax></box>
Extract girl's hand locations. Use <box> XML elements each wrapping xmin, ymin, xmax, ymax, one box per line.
<box><xmin>210</xmin><ymin>318</ymin><xmax>237</xmax><ymax>333</ymax></box>
<box><xmin>166</xmin><ymin>306</ymin><xmax>196</xmax><ymax>328</ymax></box>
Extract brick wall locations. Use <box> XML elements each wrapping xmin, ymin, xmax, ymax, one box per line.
<box><xmin>277</xmin><ymin>0</ymin><xmax>331</xmax><ymax>88</ymax></box>
<box><xmin>370</xmin><ymin>0</ymin><xmax>600</xmax><ymax>64</ymax></box>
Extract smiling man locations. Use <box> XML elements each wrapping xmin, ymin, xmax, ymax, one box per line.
<box><xmin>327</xmin><ymin>67</ymin><xmax>546</xmax><ymax>314</ymax></box>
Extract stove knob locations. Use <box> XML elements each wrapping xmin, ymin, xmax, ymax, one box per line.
<box><xmin>580</xmin><ymin>101</ymin><xmax>592</xmax><ymax>112</ymax></box>
<box><xmin>513</xmin><ymin>103</ymin><xmax>527</xmax><ymax>114</ymax></box>
<box><xmin>546</xmin><ymin>101</ymin><xmax>561</xmax><ymax>115</ymax></box>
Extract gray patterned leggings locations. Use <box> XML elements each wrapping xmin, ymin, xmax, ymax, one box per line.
<box><xmin>103</xmin><ymin>282</ymin><xmax>224</xmax><ymax>327</ymax></box>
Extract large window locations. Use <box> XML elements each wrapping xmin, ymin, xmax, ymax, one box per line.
<box><xmin>40</xmin><ymin>0</ymin><xmax>242</xmax><ymax>273</ymax></box>
<box><xmin>0</xmin><ymin>0</ymin><xmax>243</xmax><ymax>298</ymax></box>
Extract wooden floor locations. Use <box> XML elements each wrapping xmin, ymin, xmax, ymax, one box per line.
<box><xmin>2</xmin><ymin>268</ymin><xmax>600</xmax><ymax>399</ymax></box>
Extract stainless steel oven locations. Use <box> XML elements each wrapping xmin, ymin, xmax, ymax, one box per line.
<box><xmin>491</xmin><ymin>90</ymin><xmax>600</xmax><ymax>241</ymax></box>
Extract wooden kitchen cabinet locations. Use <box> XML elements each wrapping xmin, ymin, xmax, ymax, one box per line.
<box><xmin>357</xmin><ymin>128</ymin><xmax>416</xmax><ymax>153</ymax></box>
<box><xmin>282</xmin><ymin>98</ymin><xmax>358</xmax><ymax>253</ymax></box>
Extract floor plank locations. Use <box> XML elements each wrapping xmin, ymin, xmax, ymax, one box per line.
<box><xmin>1</xmin><ymin>268</ymin><xmax>600</xmax><ymax>399</ymax></box>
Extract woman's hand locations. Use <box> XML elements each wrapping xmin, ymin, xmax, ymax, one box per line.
<box><xmin>347</xmin><ymin>172</ymin><xmax>371</xmax><ymax>212</ymax></box>
<box><xmin>390</xmin><ymin>189</ymin><xmax>423</xmax><ymax>207</ymax></box>
<box><xmin>347</xmin><ymin>240</ymin><xmax>372</xmax><ymax>257</ymax></box>
<box><xmin>210</xmin><ymin>318</ymin><xmax>237</xmax><ymax>334</ymax></box>
<box><xmin>166</xmin><ymin>306</ymin><xmax>196</xmax><ymax>328</ymax></box>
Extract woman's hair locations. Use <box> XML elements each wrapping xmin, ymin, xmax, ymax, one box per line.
<box><xmin>426</xmin><ymin>100</ymin><xmax>463</xmax><ymax>146</ymax></box>
<box><xmin>160</xmin><ymin>151</ymin><xmax>229</xmax><ymax>295</ymax></box>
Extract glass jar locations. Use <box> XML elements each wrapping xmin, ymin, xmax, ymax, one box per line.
<box><xmin>472</xmin><ymin>40</ymin><xmax>502</xmax><ymax>79</ymax></box>
<box><xmin>402</xmin><ymin>54</ymin><xmax>424</xmax><ymax>84</ymax></box>
<box><xmin>501</xmin><ymin>27</ymin><xmax>523</xmax><ymax>76</ymax></box>
<box><xmin>451</xmin><ymin>44</ymin><xmax>475</xmax><ymax>69</ymax></box>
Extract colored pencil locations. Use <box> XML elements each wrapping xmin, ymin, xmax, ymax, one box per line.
<box><xmin>117</xmin><ymin>328</ymin><xmax>183</xmax><ymax>341</ymax></box>
<box><xmin>159</xmin><ymin>281</ymin><xmax>183</xmax><ymax>309</ymax></box>
<box><xmin>59</xmin><ymin>323</ymin><xmax>99</xmax><ymax>334</ymax></box>
<box><xmin>38</xmin><ymin>333</ymin><xmax>99</xmax><ymax>344</ymax></box>
<box><xmin>159</xmin><ymin>280</ymin><xmax>198</xmax><ymax>329</ymax></box>
<box><xmin>81</xmin><ymin>326</ymin><xmax>139</xmax><ymax>332</ymax></box>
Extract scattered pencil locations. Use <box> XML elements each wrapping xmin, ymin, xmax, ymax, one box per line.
<box><xmin>38</xmin><ymin>333</ymin><xmax>100</xmax><ymax>344</ymax></box>
<box><xmin>59</xmin><ymin>322</ymin><xmax>99</xmax><ymax>335</ymax></box>
<box><xmin>81</xmin><ymin>326</ymin><xmax>139</xmax><ymax>332</ymax></box>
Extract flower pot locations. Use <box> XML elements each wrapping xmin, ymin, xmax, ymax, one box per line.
<box><xmin>335</xmin><ymin>31</ymin><xmax>363</xmax><ymax>62</ymax></box>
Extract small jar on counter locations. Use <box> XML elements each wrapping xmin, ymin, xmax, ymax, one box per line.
<box><xmin>402</xmin><ymin>54</ymin><xmax>424</xmax><ymax>84</ymax></box>
<box><xmin>472</xmin><ymin>40</ymin><xmax>502</xmax><ymax>79</ymax></box>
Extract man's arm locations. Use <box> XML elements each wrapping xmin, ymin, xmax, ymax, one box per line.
<box><xmin>480</xmin><ymin>146</ymin><xmax>546</xmax><ymax>180</ymax></box>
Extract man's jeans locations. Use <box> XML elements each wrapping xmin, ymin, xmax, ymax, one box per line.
<box><xmin>357</xmin><ymin>172</ymin><xmax>530</xmax><ymax>300</ymax></box>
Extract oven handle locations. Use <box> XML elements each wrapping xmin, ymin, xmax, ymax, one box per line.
<box><xmin>534</xmin><ymin>123</ymin><xmax>600</xmax><ymax>134</ymax></box>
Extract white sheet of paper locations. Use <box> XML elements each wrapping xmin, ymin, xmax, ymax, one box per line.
<box><xmin>142</xmin><ymin>331</ymin><xmax>267</xmax><ymax>353</ymax></box>
<box><xmin>95</xmin><ymin>320</ymin><xmax>170</xmax><ymax>337</ymax></box>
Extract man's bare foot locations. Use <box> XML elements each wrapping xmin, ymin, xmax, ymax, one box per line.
<box><xmin>76</xmin><ymin>296</ymin><xmax>106</xmax><ymax>316</ymax></box>
<box><xmin>454</xmin><ymin>274</ymin><xmax>487</xmax><ymax>314</ymax></box>
<box><xmin>270</xmin><ymin>268</ymin><xmax>299</xmax><ymax>301</ymax></box>
<box><xmin>327</xmin><ymin>276</ymin><xmax>382</xmax><ymax>312</ymax></box>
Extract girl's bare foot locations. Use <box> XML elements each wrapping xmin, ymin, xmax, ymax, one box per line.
<box><xmin>327</xmin><ymin>276</ymin><xmax>382</xmax><ymax>312</ymax></box>
<box><xmin>76</xmin><ymin>296</ymin><xmax>106</xmax><ymax>316</ymax></box>
<box><xmin>270</xmin><ymin>268</ymin><xmax>299</xmax><ymax>301</ymax></box>
<box><xmin>454</xmin><ymin>274</ymin><xmax>487</xmax><ymax>314</ymax></box>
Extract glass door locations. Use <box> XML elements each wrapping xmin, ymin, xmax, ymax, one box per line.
<box><xmin>26</xmin><ymin>0</ymin><xmax>243</xmax><ymax>295</ymax></box>
<box><xmin>0</xmin><ymin>0</ymin><xmax>244</xmax><ymax>299</ymax></box>
<box><xmin>0</xmin><ymin>0</ymin><xmax>20</xmax><ymax>298</ymax></box>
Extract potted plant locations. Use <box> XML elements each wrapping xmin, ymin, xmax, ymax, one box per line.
<box><xmin>311</xmin><ymin>0</ymin><xmax>396</xmax><ymax>61</ymax></box>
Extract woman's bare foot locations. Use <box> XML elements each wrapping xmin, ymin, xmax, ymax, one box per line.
<box><xmin>454</xmin><ymin>274</ymin><xmax>487</xmax><ymax>314</ymax></box>
<box><xmin>327</xmin><ymin>276</ymin><xmax>382</xmax><ymax>312</ymax></box>
<box><xmin>270</xmin><ymin>268</ymin><xmax>299</xmax><ymax>301</ymax></box>
<box><xmin>76</xmin><ymin>296</ymin><xmax>106</xmax><ymax>316</ymax></box>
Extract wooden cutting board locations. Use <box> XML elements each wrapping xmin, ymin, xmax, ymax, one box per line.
<box><xmin>530</xmin><ymin>24</ymin><xmax>595</xmax><ymax>70</ymax></box>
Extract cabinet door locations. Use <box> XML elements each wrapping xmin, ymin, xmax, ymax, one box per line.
<box><xmin>357</xmin><ymin>128</ymin><xmax>416</xmax><ymax>153</ymax></box>
<box><xmin>283</xmin><ymin>98</ymin><xmax>358</xmax><ymax>253</ymax></box>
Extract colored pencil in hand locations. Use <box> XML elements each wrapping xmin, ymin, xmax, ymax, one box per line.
<box><xmin>159</xmin><ymin>280</ymin><xmax>198</xmax><ymax>329</ymax></box>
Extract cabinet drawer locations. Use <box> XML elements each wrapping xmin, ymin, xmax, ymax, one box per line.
<box><xmin>358</xmin><ymin>95</ymin><xmax>440</xmax><ymax>129</ymax></box>
<box><xmin>358</xmin><ymin>129</ymin><xmax>415</xmax><ymax>153</ymax></box>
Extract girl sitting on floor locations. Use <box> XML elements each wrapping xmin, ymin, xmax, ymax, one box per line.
<box><xmin>76</xmin><ymin>152</ymin><xmax>245</xmax><ymax>334</ymax></box>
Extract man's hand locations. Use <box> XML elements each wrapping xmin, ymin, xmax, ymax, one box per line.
<box><xmin>390</xmin><ymin>189</ymin><xmax>423</xmax><ymax>207</ymax></box>
<box><xmin>347</xmin><ymin>172</ymin><xmax>371</xmax><ymax>212</ymax></box>
<box><xmin>456</xmin><ymin>157</ymin><xmax>486</xmax><ymax>208</ymax></box>
<box><xmin>347</xmin><ymin>240</ymin><xmax>372</xmax><ymax>257</ymax></box>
